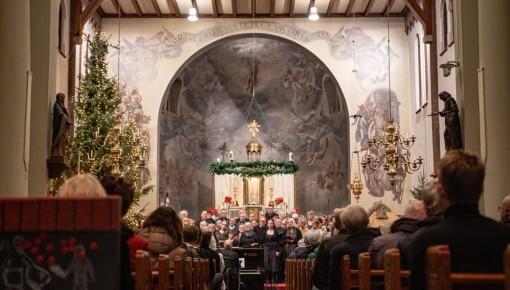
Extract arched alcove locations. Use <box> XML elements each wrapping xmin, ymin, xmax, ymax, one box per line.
<box><xmin>158</xmin><ymin>34</ymin><xmax>349</xmax><ymax>217</ymax></box>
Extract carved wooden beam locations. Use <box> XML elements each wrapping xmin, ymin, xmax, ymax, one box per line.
<box><xmin>80</xmin><ymin>0</ymin><xmax>105</xmax><ymax>29</ymax></box>
<box><xmin>151</xmin><ymin>0</ymin><xmax>161</xmax><ymax>17</ymax></box>
<box><xmin>403</xmin><ymin>0</ymin><xmax>432</xmax><ymax>41</ymax></box>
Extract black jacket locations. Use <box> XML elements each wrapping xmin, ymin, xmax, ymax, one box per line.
<box><xmin>312</xmin><ymin>230</ymin><xmax>349</xmax><ymax>290</ymax></box>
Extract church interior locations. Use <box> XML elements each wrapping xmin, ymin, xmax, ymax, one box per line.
<box><xmin>1</xmin><ymin>0</ymin><xmax>510</xmax><ymax>289</ymax></box>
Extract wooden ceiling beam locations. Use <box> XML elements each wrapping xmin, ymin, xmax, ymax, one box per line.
<box><xmin>364</xmin><ymin>0</ymin><xmax>375</xmax><ymax>17</ymax></box>
<box><xmin>403</xmin><ymin>0</ymin><xmax>432</xmax><ymax>41</ymax></box>
<box><xmin>111</xmin><ymin>0</ymin><xmax>124</xmax><ymax>17</ymax></box>
<box><xmin>80</xmin><ymin>0</ymin><xmax>105</xmax><ymax>25</ymax></box>
<box><xmin>327</xmin><ymin>0</ymin><xmax>337</xmax><ymax>17</ymax></box>
<box><xmin>270</xmin><ymin>0</ymin><xmax>275</xmax><ymax>17</ymax></box>
<box><xmin>97</xmin><ymin>6</ymin><xmax>105</xmax><ymax>17</ymax></box>
<box><xmin>169</xmin><ymin>0</ymin><xmax>180</xmax><ymax>17</ymax></box>
<box><xmin>212</xmin><ymin>0</ymin><xmax>218</xmax><ymax>17</ymax></box>
<box><xmin>130</xmin><ymin>0</ymin><xmax>143</xmax><ymax>17</ymax></box>
<box><xmin>345</xmin><ymin>0</ymin><xmax>355</xmax><ymax>17</ymax></box>
<box><xmin>231</xmin><ymin>0</ymin><xmax>237</xmax><ymax>17</ymax></box>
<box><xmin>150</xmin><ymin>0</ymin><xmax>162</xmax><ymax>17</ymax></box>
<box><xmin>289</xmin><ymin>0</ymin><xmax>295</xmax><ymax>17</ymax></box>
<box><xmin>384</xmin><ymin>0</ymin><xmax>396</xmax><ymax>16</ymax></box>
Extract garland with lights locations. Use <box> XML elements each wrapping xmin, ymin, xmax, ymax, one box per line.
<box><xmin>208</xmin><ymin>160</ymin><xmax>299</xmax><ymax>177</ymax></box>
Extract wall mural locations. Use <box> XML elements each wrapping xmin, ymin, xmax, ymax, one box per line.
<box><xmin>116</xmin><ymin>22</ymin><xmax>393</xmax><ymax>90</ymax></box>
<box><xmin>353</xmin><ymin>88</ymin><xmax>404</xmax><ymax>202</ymax></box>
<box><xmin>159</xmin><ymin>35</ymin><xmax>349</xmax><ymax>217</ymax></box>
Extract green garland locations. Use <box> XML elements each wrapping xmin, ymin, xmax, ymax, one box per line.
<box><xmin>208</xmin><ymin>160</ymin><xmax>299</xmax><ymax>177</ymax></box>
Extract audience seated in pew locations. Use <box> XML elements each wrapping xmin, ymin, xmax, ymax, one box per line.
<box><xmin>404</xmin><ymin>150</ymin><xmax>510</xmax><ymax>290</ymax></box>
<box><xmin>329</xmin><ymin>205</ymin><xmax>380</xmax><ymax>290</ymax></box>
<box><xmin>368</xmin><ymin>200</ymin><xmax>426</xmax><ymax>269</ymax></box>
<box><xmin>312</xmin><ymin>209</ymin><xmax>349</xmax><ymax>290</ymax></box>
<box><xmin>198</xmin><ymin>230</ymin><xmax>224</xmax><ymax>290</ymax></box>
<box><xmin>399</xmin><ymin>177</ymin><xmax>446</xmax><ymax>269</ymax></box>
<box><xmin>138</xmin><ymin>206</ymin><xmax>187</xmax><ymax>270</ymax></box>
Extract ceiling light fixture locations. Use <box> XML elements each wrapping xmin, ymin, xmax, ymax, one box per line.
<box><xmin>309</xmin><ymin>2</ymin><xmax>319</xmax><ymax>21</ymax></box>
<box><xmin>188</xmin><ymin>1</ymin><xmax>198</xmax><ymax>21</ymax></box>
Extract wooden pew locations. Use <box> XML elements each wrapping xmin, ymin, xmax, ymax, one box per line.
<box><xmin>135</xmin><ymin>250</ymin><xmax>153</xmax><ymax>290</ymax></box>
<box><xmin>342</xmin><ymin>254</ymin><xmax>360</xmax><ymax>289</ymax></box>
<box><xmin>426</xmin><ymin>244</ymin><xmax>510</xmax><ymax>290</ymax></box>
<box><xmin>284</xmin><ymin>258</ymin><xmax>314</xmax><ymax>290</ymax></box>
<box><xmin>157</xmin><ymin>255</ymin><xmax>184</xmax><ymax>290</ymax></box>
<box><xmin>383</xmin><ymin>249</ymin><xmax>410</xmax><ymax>290</ymax></box>
<box><xmin>0</xmin><ymin>197</ymin><xmax>123</xmax><ymax>290</ymax></box>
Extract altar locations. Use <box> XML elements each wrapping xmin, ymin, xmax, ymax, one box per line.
<box><xmin>213</xmin><ymin>174</ymin><xmax>295</xmax><ymax>216</ymax></box>
<box><xmin>211</xmin><ymin>120</ymin><xmax>296</xmax><ymax>214</ymax></box>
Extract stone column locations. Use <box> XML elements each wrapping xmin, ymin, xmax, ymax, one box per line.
<box><xmin>0</xmin><ymin>0</ymin><xmax>31</xmax><ymax>196</ymax></box>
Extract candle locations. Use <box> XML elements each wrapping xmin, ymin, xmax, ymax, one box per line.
<box><xmin>229</xmin><ymin>151</ymin><xmax>233</xmax><ymax>160</ymax></box>
<box><xmin>77</xmin><ymin>151</ymin><xmax>81</xmax><ymax>173</ymax></box>
<box><xmin>289</xmin><ymin>152</ymin><xmax>293</xmax><ymax>161</ymax></box>
<box><xmin>96</xmin><ymin>128</ymin><xmax>99</xmax><ymax>137</ymax></box>
<box><xmin>217</xmin><ymin>158</ymin><xmax>220</xmax><ymax>162</ymax></box>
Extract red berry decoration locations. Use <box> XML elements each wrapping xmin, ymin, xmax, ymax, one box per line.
<box><xmin>47</xmin><ymin>256</ymin><xmax>55</xmax><ymax>265</ymax></box>
<box><xmin>59</xmin><ymin>239</ymin><xmax>67</xmax><ymax>247</ymax></box>
<box><xmin>34</xmin><ymin>237</ymin><xmax>42</xmax><ymax>245</ymax></box>
<box><xmin>68</xmin><ymin>245</ymin><xmax>75</xmax><ymax>253</ymax></box>
<box><xmin>68</xmin><ymin>237</ymin><xmax>77</xmax><ymax>246</ymax></box>
<box><xmin>36</xmin><ymin>255</ymin><xmax>44</xmax><ymax>265</ymax></box>
<box><xmin>45</xmin><ymin>244</ymin><xmax>54</xmax><ymax>253</ymax></box>
<box><xmin>31</xmin><ymin>246</ymin><xmax>39</xmax><ymax>255</ymax></box>
<box><xmin>78</xmin><ymin>251</ymin><xmax>86</xmax><ymax>260</ymax></box>
<box><xmin>60</xmin><ymin>246</ymin><xmax>68</xmax><ymax>255</ymax></box>
<box><xmin>89</xmin><ymin>242</ymin><xmax>98</xmax><ymax>251</ymax></box>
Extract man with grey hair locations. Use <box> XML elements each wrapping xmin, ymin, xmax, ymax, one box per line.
<box><xmin>179</xmin><ymin>210</ymin><xmax>188</xmax><ymax>220</ymax></box>
<box><xmin>239</xmin><ymin>222</ymin><xmax>258</xmax><ymax>247</ymax></box>
<box><xmin>329</xmin><ymin>205</ymin><xmax>379</xmax><ymax>290</ymax></box>
<box><xmin>368</xmin><ymin>201</ymin><xmax>426</xmax><ymax>269</ymax></box>
<box><xmin>499</xmin><ymin>195</ymin><xmax>510</xmax><ymax>224</ymax></box>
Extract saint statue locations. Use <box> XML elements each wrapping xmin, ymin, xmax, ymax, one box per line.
<box><xmin>51</xmin><ymin>93</ymin><xmax>70</xmax><ymax>157</ymax></box>
<box><xmin>438</xmin><ymin>91</ymin><xmax>463</xmax><ymax>151</ymax></box>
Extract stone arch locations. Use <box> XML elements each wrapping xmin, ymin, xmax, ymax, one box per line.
<box><xmin>158</xmin><ymin>34</ymin><xmax>350</xmax><ymax>217</ymax></box>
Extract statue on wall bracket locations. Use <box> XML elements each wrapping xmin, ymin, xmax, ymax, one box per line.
<box><xmin>430</xmin><ymin>91</ymin><xmax>464</xmax><ymax>151</ymax></box>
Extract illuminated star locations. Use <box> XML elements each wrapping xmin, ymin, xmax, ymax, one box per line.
<box><xmin>248</xmin><ymin>120</ymin><xmax>260</xmax><ymax>137</ymax></box>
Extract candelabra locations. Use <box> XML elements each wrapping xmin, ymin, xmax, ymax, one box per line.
<box><xmin>268</xmin><ymin>187</ymin><xmax>275</xmax><ymax>206</ymax></box>
<box><xmin>232</xmin><ymin>185</ymin><xmax>239</xmax><ymax>206</ymax></box>
<box><xmin>361</xmin><ymin>119</ymin><xmax>423</xmax><ymax>186</ymax></box>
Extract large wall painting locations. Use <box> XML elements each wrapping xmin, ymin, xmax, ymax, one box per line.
<box><xmin>159</xmin><ymin>35</ymin><xmax>349</xmax><ymax>217</ymax></box>
<box><xmin>353</xmin><ymin>88</ymin><xmax>404</xmax><ymax>203</ymax></box>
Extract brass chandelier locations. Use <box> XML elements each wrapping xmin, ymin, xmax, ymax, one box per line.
<box><xmin>360</xmin><ymin>15</ymin><xmax>423</xmax><ymax>187</ymax></box>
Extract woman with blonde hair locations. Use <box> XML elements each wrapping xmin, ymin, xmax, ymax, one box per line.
<box><xmin>57</xmin><ymin>173</ymin><xmax>106</xmax><ymax>197</ymax></box>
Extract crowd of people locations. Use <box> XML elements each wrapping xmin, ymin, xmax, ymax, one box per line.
<box><xmin>54</xmin><ymin>150</ymin><xmax>510</xmax><ymax>290</ymax></box>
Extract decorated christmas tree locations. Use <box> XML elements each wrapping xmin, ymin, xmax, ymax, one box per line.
<box><xmin>52</xmin><ymin>29</ymin><xmax>152</xmax><ymax>227</ymax></box>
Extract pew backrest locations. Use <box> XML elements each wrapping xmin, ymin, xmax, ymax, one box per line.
<box><xmin>0</xmin><ymin>197</ymin><xmax>122</xmax><ymax>290</ymax></box>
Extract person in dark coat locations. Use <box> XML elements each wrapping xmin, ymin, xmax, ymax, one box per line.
<box><xmin>253</xmin><ymin>217</ymin><xmax>267</xmax><ymax>244</ymax></box>
<box><xmin>329</xmin><ymin>205</ymin><xmax>379</xmax><ymax>290</ymax></box>
<box><xmin>312</xmin><ymin>209</ymin><xmax>349</xmax><ymax>290</ymax></box>
<box><xmin>263</xmin><ymin>219</ymin><xmax>281</xmax><ymax>283</ymax></box>
<box><xmin>284</xmin><ymin>218</ymin><xmax>302</xmax><ymax>257</ymax></box>
<box><xmin>199</xmin><ymin>230</ymin><xmax>223</xmax><ymax>290</ymax></box>
<box><xmin>368</xmin><ymin>200</ymin><xmax>426</xmax><ymax>269</ymax></box>
<box><xmin>406</xmin><ymin>150</ymin><xmax>510</xmax><ymax>290</ymax></box>
<box><xmin>220</xmin><ymin>239</ymin><xmax>240</xmax><ymax>290</ymax></box>
<box><xmin>239</xmin><ymin>222</ymin><xmax>258</xmax><ymax>247</ymax></box>
<box><xmin>265</xmin><ymin>205</ymin><xmax>279</xmax><ymax>221</ymax></box>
